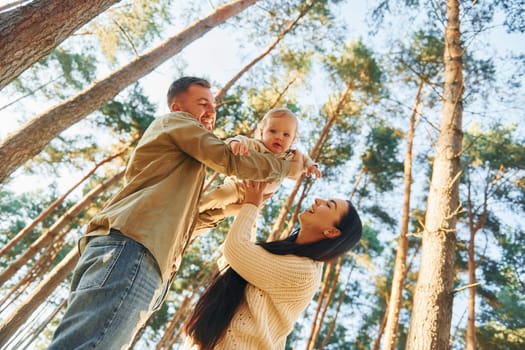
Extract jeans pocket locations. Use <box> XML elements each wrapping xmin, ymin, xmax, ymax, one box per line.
<box><xmin>72</xmin><ymin>237</ymin><xmax>126</xmax><ymax>291</ymax></box>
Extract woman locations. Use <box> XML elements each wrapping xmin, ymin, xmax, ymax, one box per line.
<box><xmin>185</xmin><ymin>181</ymin><xmax>362</xmax><ymax>349</ymax></box>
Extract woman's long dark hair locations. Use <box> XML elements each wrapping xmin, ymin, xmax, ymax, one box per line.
<box><xmin>184</xmin><ymin>201</ymin><xmax>362</xmax><ymax>349</ymax></box>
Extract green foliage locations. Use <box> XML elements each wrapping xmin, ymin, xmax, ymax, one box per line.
<box><xmin>463</xmin><ymin>124</ymin><xmax>524</xmax><ymax>172</ymax></box>
<box><xmin>215</xmin><ymin>88</ymin><xmax>258</xmax><ymax>138</ymax></box>
<box><xmin>318</xmin><ymin>142</ymin><xmax>354</xmax><ymax>172</ymax></box>
<box><xmin>360</xmin><ymin>125</ymin><xmax>404</xmax><ymax>192</ymax></box>
<box><xmin>88</xmin><ymin>0</ymin><xmax>175</xmax><ymax>63</ymax></box>
<box><xmin>355</xmin><ymin>224</ymin><xmax>384</xmax><ymax>257</ymax></box>
<box><xmin>274</xmin><ymin>49</ymin><xmax>314</xmax><ymax>76</ymax></box>
<box><xmin>147</xmin><ymin>303</ymin><xmax>170</xmax><ymax>333</ymax></box>
<box><xmin>456</xmin><ymin>123</ymin><xmax>525</xmax><ymax>348</ymax></box>
<box><xmin>12</xmin><ymin>47</ymin><xmax>98</xmax><ymax>99</ymax></box>
<box><xmin>394</xmin><ymin>30</ymin><xmax>443</xmax><ymax>87</ymax></box>
<box><xmin>98</xmin><ymin>83</ymin><xmax>156</xmax><ymax>137</ymax></box>
<box><xmin>0</xmin><ymin>187</ymin><xmax>78</xmax><ymax>265</ymax></box>
<box><xmin>324</xmin><ymin>40</ymin><xmax>383</xmax><ymax>96</ymax></box>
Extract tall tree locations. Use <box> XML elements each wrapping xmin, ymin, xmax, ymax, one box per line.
<box><xmin>380</xmin><ymin>30</ymin><xmax>443</xmax><ymax>350</ymax></box>
<box><xmin>0</xmin><ymin>0</ymin><xmax>259</xmax><ymax>184</ymax></box>
<box><xmin>460</xmin><ymin>125</ymin><xmax>525</xmax><ymax>350</ymax></box>
<box><xmin>0</xmin><ymin>0</ymin><xmax>120</xmax><ymax>90</ymax></box>
<box><xmin>406</xmin><ymin>0</ymin><xmax>464</xmax><ymax>348</ymax></box>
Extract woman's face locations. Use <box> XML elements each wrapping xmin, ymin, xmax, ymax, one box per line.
<box><xmin>297</xmin><ymin>198</ymin><xmax>349</xmax><ymax>244</ymax></box>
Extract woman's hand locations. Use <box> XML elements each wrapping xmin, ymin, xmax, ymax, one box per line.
<box><xmin>243</xmin><ymin>180</ymin><xmax>269</xmax><ymax>207</ymax></box>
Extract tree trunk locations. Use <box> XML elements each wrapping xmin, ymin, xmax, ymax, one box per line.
<box><xmin>0</xmin><ymin>0</ymin><xmax>259</xmax><ymax>184</ymax></box>
<box><xmin>381</xmin><ymin>79</ymin><xmax>422</xmax><ymax>350</ymax></box>
<box><xmin>214</xmin><ymin>2</ymin><xmax>313</xmax><ymax>102</ymax></box>
<box><xmin>320</xmin><ymin>264</ymin><xmax>356</xmax><ymax>350</ymax></box>
<box><xmin>0</xmin><ymin>0</ymin><xmax>120</xmax><ymax>90</ymax></box>
<box><xmin>466</xmin><ymin>222</ymin><xmax>477</xmax><ymax>350</ymax></box>
<box><xmin>280</xmin><ymin>180</ymin><xmax>313</xmax><ymax>238</ymax></box>
<box><xmin>0</xmin><ymin>170</ymin><xmax>124</xmax><ymax>286</ymax></box>
<box><xmin>306</xmin><ymin>258</ymin><xmax>343</xmax><ymax>350</ymax></box>
<box><xmin>0</xmin><ymin>146</ymin><xmax>128</xmax><ymax>259</ymax></box>
<box><xmin>0</xmin><ymin>248</ymin><xmax>78</xmax><ymax>348</ymax></box>
<box><xmin>406</xmin><ymin>1</ymin><xmax>464</xmax><ymax>349</ymax></box>
<box><xmin>16</xmin><ymin>299</ymin><xmax>67</xmax><ymax>350</ymax></box>
<box><xmin>270</xmin><ymin>83</ymin><xmax>353</xmax><ymax>238</ymax></box>
<box><xmin>305</xmin><ymin>262</ymin><xmax>334</xmax><ymax>350</ymax></box>
<box><xmin>465</xmin><ymin>182</ymin><xmax>488</xmax><ymax>350</ymax></box>
<box><xmin>0</xmin><ymin>234</ymin><xmax>65</xmax><ymax>310</ymax></box>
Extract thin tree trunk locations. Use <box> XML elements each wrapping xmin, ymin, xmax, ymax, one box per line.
<box><xmin>0</xmin><ymin>235</ymin><xmax>65</xmax><ymax>311</ymax></box>
<box><xmin>0</xmin><ymin>0</ymin><xmax>259</xmax><ymax>184</ymax></box>
<box><xmin>406</xmin><ymin>1</ymin><xmax>464</xmax><ymax>348</ymax></box>
<box><xmin>0</xmin><ymin>146</ymin><xmax>128</xmax><ymax>259</ymax></box>
<box><xmin>305</xmin><ymin>263</ymin><xmax>334</xmax><ymax>350</ymax></box>
<box><xmin>14</xmin><ymin>299</ymin><xmax>67</xmax><ymax>350</ymax></box>
<box><xmin>0</xmin><ymin>170</ymin><xmax>125</xmax><ymax>286</ymax></box>
<box><xmin>270</xmin><ymin>83</ymin><xmax>354</xmax><ymax>238</ymax></box>
<box><xmin>269</xmin><ymin>174</ymin><xmax>305</xmax><ymax>240</ymax></box>
<box><xmin>465</xmin><ymin>182</ymin><xmax>488</xmax><ymax>350</ymax></box>
<box><xmin>214</xmin><ymin>1</ymin><xmax>314</xmax><ymax>102</ymax></box>
<box><xmin>319</xmin><ymin>265</ymin><xmax>356</xmax><ymax>350</ymax></box>
<box><xmin>306</xmin><ymin>258</ymin><xmax>342</xmax><ymax>350</ymax></box>
<box><xmin>374</xmin><ymin>308</ymin><xmax>390</xmax><ymax>350</ymax></box>
<box><xmin>0</xmin><ymin>0</ymin><xmax>120</xmax><ymax>90</ymax></box>
<box><xmin>280</xmin><ymin>180</ymin><xmax>313</xmax><ymax>239</ymax></box>
<box><xmin>0</xmin><ymin>248</ymin><xmax>78</xmax><ymax>347</ymax></box>
<box><xmin>466</xmin><ymin>220</ymin><xmax>477</xmax><ymax>350</ymax></box>
<box><xmin>155</xmin><ymin>296</ymin><xmax>193</xmax><ymax>350</ymax></box>
<box><xmin>380</xmin><ymin>79</ymin><xmax>422</xmax><ymax>350</ymax></box>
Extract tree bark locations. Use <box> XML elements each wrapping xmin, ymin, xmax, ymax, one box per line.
<box><xmin>0</xmin><ymin>0</ymin><xmax>259</xmax><ymax>184</ymax></box>
<box><xmin>380</xmin><ymin>79</ymin><xmax>422</xmax><ymax>350</ymax></box>
<box><xmin>0</xmin><ymin>0</ymin><xmax>120</xmax><ymax>90</ymax></box>
<box><xmin>406</xmin><ymin>1</ymin><xmax>464</xmax><ymax>349</ymax></box>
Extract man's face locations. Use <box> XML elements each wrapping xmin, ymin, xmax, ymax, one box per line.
<box><xmin>170</xmin><ymin>84</ymin><xmax>216</xmax><ymax>131</ymax></box>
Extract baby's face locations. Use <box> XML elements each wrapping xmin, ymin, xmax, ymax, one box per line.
<box><xmin>260</xmin><ymin>116</ymin><xmax>297</xmax><ymax>153</ymax></box>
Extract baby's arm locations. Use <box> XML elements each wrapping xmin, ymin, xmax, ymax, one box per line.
<box><xmin>226</xmin><ymin>136</ymin><xmax>250</xmax><ymax>156</ymax></box>
<box><xmin>293</xmin><ymin>150</ymin><xmax>321</xmax><ymax>179</ymax></box>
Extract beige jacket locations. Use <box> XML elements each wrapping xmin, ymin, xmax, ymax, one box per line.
<box><xmin>82</xmin><ymin>112</ymin><xmax>290</xmax><ymax>282</ymax></box>
<box><xmin>225</xmin><ymin>135</ymin><xmax>317</xmax><ymax>194</ymax></box>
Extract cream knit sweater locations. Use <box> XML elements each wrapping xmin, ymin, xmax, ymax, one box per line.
<box><xmin>214</xmin><ymin>204</ymin><xmax>324</xmax><ymax>350</ymax></box>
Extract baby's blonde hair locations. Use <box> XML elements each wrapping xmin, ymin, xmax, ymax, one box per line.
<box><xmin>256</xmin><ymin>108</ymin><xmax>298</xmax><ymax>142</ymax></box>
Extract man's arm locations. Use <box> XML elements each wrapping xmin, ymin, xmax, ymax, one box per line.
<box><xmin>162</xmin><ymin>112</ymin><xmax>294</xmax><ymax>182</ymax></box>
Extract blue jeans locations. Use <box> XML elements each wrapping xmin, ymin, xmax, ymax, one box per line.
<box><xmin>48</xmin><ymin>231</ymin><xmax>164</xmax><ymax>350</ymax></box>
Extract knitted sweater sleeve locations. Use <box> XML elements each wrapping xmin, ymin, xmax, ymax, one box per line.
<box><xmin>223</xmin><ymin>204</ymin><xmax>319</xmax><ymax>291</ymax></box>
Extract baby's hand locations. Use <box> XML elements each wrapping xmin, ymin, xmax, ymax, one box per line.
<box><xmin>230</xmin><ymin>140</ymin><xmax>250</xmax><ymax>156</ymax></box>
<box><xmin>306</xmin><ymin>164</ymin><xmax>322</xmax><ymax>178</ymax></box>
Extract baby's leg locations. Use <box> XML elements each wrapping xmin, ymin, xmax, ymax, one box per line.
<box><xmin>199</xmin><ymin>178</ymin><xmax>242</xmax><ymax>212</ymax></box>
<box><xmin>192</xmin><ymin>208</ymin><xmax>226</xmax><ymax>238</ymax></box>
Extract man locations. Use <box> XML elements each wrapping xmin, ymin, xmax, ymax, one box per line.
<box><xmin>48</xmin><ymin>77</ymin><xmax>300</xmax><ymax>349</ymax></box>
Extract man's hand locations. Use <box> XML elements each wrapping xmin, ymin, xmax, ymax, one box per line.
<box><xmin>230</xmin><ymin>140</ymin><xmax>250</xmax><ymax>156</ymax></box>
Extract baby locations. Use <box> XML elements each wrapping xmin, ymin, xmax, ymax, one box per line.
<box><xmin>196</xmin><ymin>108</ymin><xmax>321</xmax><ymax>231</ymax></box>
